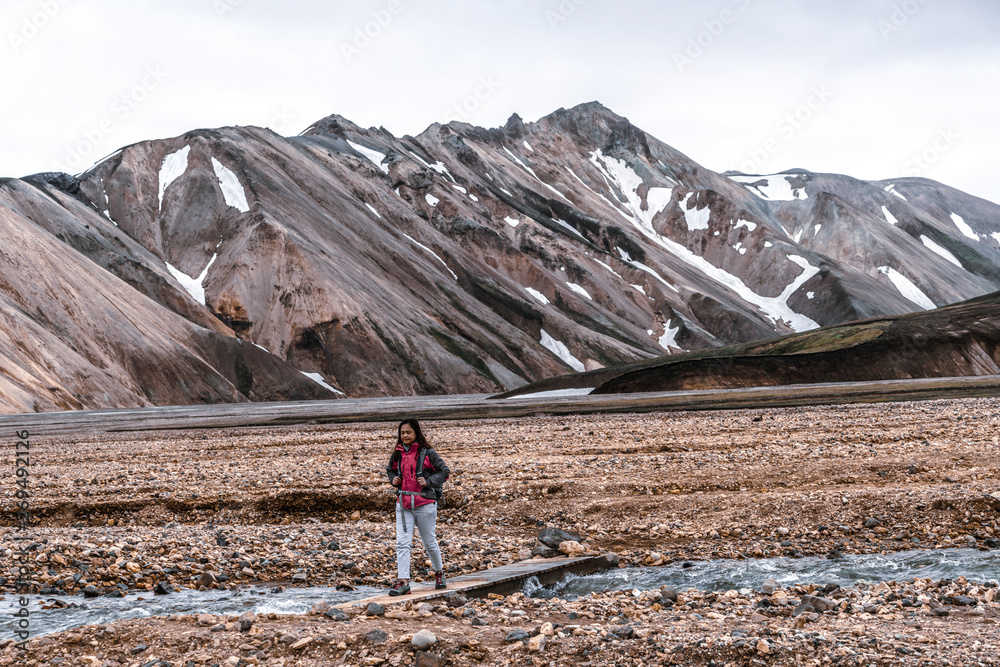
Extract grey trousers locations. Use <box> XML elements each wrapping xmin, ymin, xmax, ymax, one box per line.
<box><xmin>395</xmin><ymin>501</ymin><xmax>443</xmax><ymax>579</ymax></box>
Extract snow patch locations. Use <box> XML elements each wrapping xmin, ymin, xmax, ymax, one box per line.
<box><xmin>657</xmin><ymin>320</ymin><xmax>681</xmax><ymax>352</ymax></box>
<box><xmin>764</xmin><ymin>241</ymin><xmax>773</xmax><ymax>248</ymax></box>
<box><xmin>158</xmin><ymin>145</ymin><xmax>190</xmax><ymax>211</ymax></box>
<box><xmin>301</xmin><ymin>372</ymin><xmax>345</xmax><ymax>395</ymax></box>
<box><xmin>401</xmin><ymin>233</ymin><xmax>457</xmax><ymax>280</ymax></box>
<box><xmin>920</xmin><ymin>235</ymin><xmax>962</xmax><ymax>267</ymax></box>
<box><xmin>211</xmin><ymin>157</ymin><xmax>250</xmax><ymax>212</ymax></box>
<box><xmin>992</xmin><ymin>232</ymin><xmax>1000</xmax><ymax>245</ymax></box>
<box><xmin>451</xmin><ymin>184</ymin><xmax>467</xmax><ymax>194</ymax></box>
<box><xmin>365</xmin><ymin>203</ymin><xmax>382</xmax><ymax>218</ymax></box>
<box><xmin>631</xmin><ymin>284</ymin><xmax>646</xmax><ymax>295</ymax></box>
<box><xmin>878</xmin><ymin>266</ymin><xmax>935</xmax><ymax>310</ymax></box>
<box><xmin>589</xmin><ymin>149</ymin><xmax>673</xmax><ymax>231</ymax></box>
<box><xmin>540</xmin><ymin>330</ymin><xmax>585</xmax><ymax>372</ymax></box>
<box><xmin>813</xmin><ymin>224</ymin><xmax>821</xmax><ymax>236</ymax></box>
<box><xmin>681</xmin><ymin>193</ymin><xmax>711</xmax><ymax>231</ymax></box>
<box><xmin>950</xmin><ymin>212</ymin><xmax>979</xmax><ymax>241</ymax></box>
<box><xmin>566</xmin><ymin>282</ymin><xmax>592</xmax><ymax>300</ymax></box>
<box><xmin>734</xmin><ymin>218</ymin><xmax>757</xmax><ymax>232</ymax></box>
<box><xmin>523</xmin><ymin>140</ymin><xmax>533</xmax><ymax>152</ymax></box>
<box><xmin>881</xmin><ymin>206</ymin><xmax>898</xmax><ymax>226</ymax></box>
<box><xmin>425</xmin><ymin>193</ymin><xmax>439</xmax><ymax>207</ymax></box>
<box><xmin>504</xmin><ymin>216</ymin><xmax>520</xmax><ymax>228</ymax></box>
<box><xmin>525</xmin><ymin>287</ymin><xmax>549</xmax><ymax>305</ymax></box>
<box><xmin>503</xmin><ymin>146</ymin><xmax>571</xmax><ymax>202</ymax></box>
<box><xmin>347</xmin><ymin>140</ymin><xmax>389</xmax><ymax>174</ymax></box>
<box><xmin>807</xmin><ymin>291</ymin><xmax>815</xmax><ymax>300</ymax></box>
<box><xmin>554</xmin><ymin>218</ymin><xmax>584</xmax><ymax>238</ymax></box>
<box><xmin>252</xmin><ymin>343</ymin><xmax>270</xmax><ymax>353</ymax></box>
<box><xmin>165</xmin><ymin>253</ymin><xmax>217</xmax><ymax>305</ymax></box>
<box><xmin>884</xmin><ymin>184</ymin><xmax>907</xmax><ymax>200</ymax></box>
<box><xmin>729</xmin><ymin>174</ymin><xmax>808</xmax><ymax>201</ymax></box>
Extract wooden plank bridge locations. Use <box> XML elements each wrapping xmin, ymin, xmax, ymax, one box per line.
<box><xmin>337</xmin><ymin>555</ymin><xmax>615</xmax><ymax>610</ymax></box>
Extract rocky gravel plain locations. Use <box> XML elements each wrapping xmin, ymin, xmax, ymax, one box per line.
<box><xmin>2</xmin><ymin>396</ymin><xmax>999</xmax><ymax>665</ymax></box>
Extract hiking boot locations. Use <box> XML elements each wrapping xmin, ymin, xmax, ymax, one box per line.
<box><xmin>435</xmin><ymin>571</ymin><xmax>447</xmax><ymax>590</ymax></box>
<box><xmin>388</xmin><ymin>580</ymin><xmax>410</xmax><ymax>596</ymax></box>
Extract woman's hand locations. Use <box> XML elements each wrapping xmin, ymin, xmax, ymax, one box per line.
<box><xmin>391</xmin><ymin>476</ymin><xmax>401</xmax><ymax>487</ymax></box>
<box><xmin>416</xmin><ymin>477</ymin><xmax>427</xmax><ymax>488</ymax></box>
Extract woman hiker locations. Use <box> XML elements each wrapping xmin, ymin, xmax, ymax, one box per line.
<box><xmin>385</xmin><ymin>418</ymin><xmax>450</xmax><ymax>595</ymax></box>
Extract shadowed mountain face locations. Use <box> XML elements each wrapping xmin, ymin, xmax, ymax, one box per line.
<box><xmin>1</xmin><ymin>102</ymin><xmax>999</xmax><ymax>412</ymax></box>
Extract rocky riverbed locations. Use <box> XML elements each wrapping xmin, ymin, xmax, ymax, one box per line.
<box><xmin>2</xmin><ymin>396</ymin><xmax>999</xmax><ymax>664</ymax></box>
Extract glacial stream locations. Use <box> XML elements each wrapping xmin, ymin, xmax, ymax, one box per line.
<box><xmin>1</xmin><ymin>549</ymin><xmax>996</xmax><ymax>638</ymax></box>
<box><xmin>525</xmin><ymin>548</ymin><xmax>999</xmax><ymax>600</ymax></box>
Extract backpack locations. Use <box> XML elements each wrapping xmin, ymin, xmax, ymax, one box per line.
<box><xmin>416</xmin><ymin>447</ymin><xmax>447</xmax><ymax>508</ymax></box>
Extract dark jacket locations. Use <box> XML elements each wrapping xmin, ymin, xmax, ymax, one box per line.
<box><xmin>385</xmin><ymin>444</ymin><xmax>450</xmax><ymax>504</ymax></box>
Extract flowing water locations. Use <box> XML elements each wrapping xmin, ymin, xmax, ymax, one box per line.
<box><xmin>2</xmin><ymin>548</ymin><xmax>996</xmax><ymax>638</ymax></box>
<box><xmin>0</xmin><ymin>583</ymin><xmax>378</xmax><ymax>639</ymax></box>
<box><xmin>524</xmin><ymin>548</ymin><xmax>1000</xmax><ymax>600</ymax></box>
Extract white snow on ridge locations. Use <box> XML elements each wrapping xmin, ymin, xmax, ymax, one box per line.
<box><xmin>735</xmin><ymin>219</ymin><xmax>757</xmax><ymax>232</ymax></box>
<box><xmin>504</xmin><ymin>216</ymin><xmax>520</xmax><ymax>228</ymax></box>
<box><xmin>301</xmin><ymin>372</ymin><xmax>345</xmax><ymax>395</ymax></box>
<box><xmin>165</xmin><ymin>253</ymin><xmax>217</xmax><ymax>305</ymax></box>
<box><xmin>681</xmin><ymin>193</ymin><xmax>710</xmax><ymax>231</ymax></box>
<box><xmin>365</xmin><ymin>203</ymin><xmax>382</xmax><ymax>218</ymax></box>
<box><xmin>884</xmin><ymin>184</ymin><xmax>907</xmax><ymax>200</ymax></box>
<box><xmin>881</xmin><ymin>206</ymin><xmax>898</xmax><ymax>226</ymax></box>
<box><xmin>589</xmin><ymin>149</ymin><xmax>673</xmax><ymax>230</ymax></box>
<box><xmin>729</xmin><ymin>174</ymin><xmax>808</xmax><ymax>201</ymax></box>
<box><xmin>657</xmin><ymin>320</ymin><xmax>680</xmax><ymax>352</ymax></box>
<box><xmin>920</xmin><ymin>235</ymin><xmax>962</xmax><ymax>267</ymax></box>
<box><xmin>347</xmin><ymin>140</ymin><xmax>389</xmax><ymax>174</ymax></box>
<box><xmin>950</xmin><ymin>213</ymin><xmax>979</xmax><ymax>241</ymax></box>
<box><xmin>525</xmin><ymin>287</ymin><xmax>549</xmax><ymax>305</ymax></box>
<box><xmin>554</xmin><ymin>218</ymin><xmax>584</xmax><ymax>238</ymax></box>
<box><xmin>992</xmin><ymin>232</ymin><xmax>1000</xmax><ymax>245</ymax></box>
<box><xmin>540</xmin><ymin>329</ymin><xmax>586</xmax><ymax>372</ymax></box>
<box><xmin>878</xmin><ymin>266</ymin><xmax>936</xmax><ymax>310</ymax></box>
<box><xmin>566</xmin><ymin>282</ymin><xmax>592</xmax><ymax>300</ymax></box>
<box><xmin>158</xmin><ymin>145</ymin><xmax>190</xmax><ymax>211</ymax></box>
<box><xmin>523</xmin><ymin>140</ymin><xmax>533</xmax><ymax>152</ymax></box>
<box><xmin>401</xmin><ymin>233</ymin><xmax>457</xmax><ymax>280</ymax></box>
<box><xmin>425</xmin><ymin>194</ymin><xmax>439</xmax><ymax>207</ymax></box>
<box><xmin>211</xmin><ymin>158</ymin><xmax>250</xmax><ymax>213</ymax></box>
<box><xmin>502</xmin><ymin>147</ymin><xmax>572</xmax><ymax>203</ymax></box>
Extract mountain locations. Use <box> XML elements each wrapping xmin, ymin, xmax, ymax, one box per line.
<box><xmin>1</xmin><ymin>102</ymin><xmax>998</xmax><ymax>412</ymax></box>
<box><xmin>498</xmin><ymin>291</ymin><xmax>1000</xmax><ymax>398</ymax></box>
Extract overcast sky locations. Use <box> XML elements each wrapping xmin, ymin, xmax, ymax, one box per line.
<box><xmin>2</xmin><ymin>0</ymin><xmax>998</xmax><ymax>203</ymax></box>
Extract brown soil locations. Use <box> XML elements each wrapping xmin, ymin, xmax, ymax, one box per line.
<box><xmin>2</xmin><ymin>396</ymin><xmax>999</xmax><ymax>665</ymax></box>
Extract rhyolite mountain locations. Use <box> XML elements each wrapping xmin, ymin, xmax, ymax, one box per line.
<box><xmin>1</xmin><ymin>102</ymin><xmax>999</xmax><ymax>412</ymax></box>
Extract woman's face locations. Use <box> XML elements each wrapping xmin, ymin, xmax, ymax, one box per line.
<box><xmin>400</xmin><ymin>424</ymin><xmax>416</xmax><ymax>445</ymax></box>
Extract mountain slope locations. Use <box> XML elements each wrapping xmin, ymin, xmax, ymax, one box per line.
<box><xmin>1</xmin><ymin>101</ymin><xmax>999</xmax><ymax>410</ymax></box>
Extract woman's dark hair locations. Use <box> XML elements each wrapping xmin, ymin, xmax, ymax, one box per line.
<box><xmin>397</xmin><ymin>418</ymin><xmax>429</xmax><ymax>448</ymax></box>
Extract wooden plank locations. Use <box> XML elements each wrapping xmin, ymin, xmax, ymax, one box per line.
<box><xmin>338</xmin><ymin>555</ymin><xmax>613</xmax><ymax>609</ymax></box>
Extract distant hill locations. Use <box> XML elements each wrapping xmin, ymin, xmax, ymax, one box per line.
<box><xmin>497</xmin><ymin>291</ymin><xmax>1000</xmax><ymax>397</ymax></box>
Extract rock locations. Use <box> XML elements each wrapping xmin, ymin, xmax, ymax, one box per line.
<box><xmin>611</xmin><ymin>625</ymin><xmax>634</xmax><ymax>639</ymax></box>
<box><xmin>291</xmin><ymin>572</ymin><xmax>308</xmax><ymax>583</ymax></box>
<box><xmin>539</xmin><ymin>622</ymin><xmax>554</xmax><ymax>636</ymax></box>
<box><xmin>364</xmin><ymin>629</ymin><xmax>389</xmax><ymax>644</ymax></box>
<box><xmin>411</xmin><ymin>629</ymin><xmax>437</xmax><ymax>649</ymax></box>
<box><xmin>197</xmin><ymin>614</ymin><xmax>215</xmax><ymax>626</ymax></box>
<box><xmin>290</xmin><ymin>636</ymin><xmax>313</xmax><ymax>650</ymax></box>
<box><xmin>947</xmin><ymin>595</ymin><xmax>977</xmax><ymax>606</ymax></box>
<box><xmin>197</xmin><ymin>572</ymin><xmax>216</xmax><ymax>588</ymax></box>
<box><xmin>505</xmin><ymin>629</ymin><xmax>529</xmax><ymax>643</ymax></box>
<box><xmin>83</xmin><ymin>585</ymin><xmax>100</xmax><ymax>598</ymax></box>
<box><xmin>351</xmin><ymin>510</ymin><xmax>361</xmax><ymax>521</ymax></box>
<box><xmin>864</xmin><ymin>518</ymin><xmax>881</xmax><ymax>528</ymax></box>
<box><xmin>761</xmin><ymin>578</ymin><xmax>778</xmax><ymax>595</ymax></box>
<box><xmin>558</xmin><ymin>540</ymin><xmax>586</xmax><ymax>556</ymax></box>
<box><xmin>415</xmin><ymin>652</ymin><xmax>448</xmax><ymax>667</ymax></box>
<box><xmin>793</xmin><ymin>595</ymin><xmax>836</xmax><ymax>616</ymax></box>
<box><xmin>756</xmin><ymin>639</ymin><xmax>770</xmax><ymax>654</ymax></box>
<box><xmin>130</xmin><ymin>644</ymin><xmax>147</xmax><ymax>655</ymax></box>
<box><xmin>237</xmin><ymin>611</ymin><xmax>256</xmax><ymax>631</ymax></box>
<box><xmin>279</xmin><ymin>633</ymin><xmax>301</xmax><ymax>645</ymax></box>
<box><xmin>153</xmin><ymin>581</ymin><xmax>172</xmax><ymax>595</ymax></box>
<box><xmin>530</xmin><ymin>545</ymin><xmax>558</xmax><ymax>558</ymax></box>
<box><xmin>324</xmin><ymin>608</ymin><xmax>349</xmax><ymax>622</ymax></box>
<box><xmin>537</xmin><ymin>527</ymin><xmax>582</xmax><ymax>549</ymax></box>
<box><xmin>366</xmin><ymin>602</ymin><xmax>386</xmax><ymax>616</ymax></box>
<box><xmin>933</xmin><ymin>607</ymin><xmax>950</xmax><ymax>616</ymax></box>
<box><xmin>310</xmin><ymin>601</ymin><xmax>330</xmax><ymax>615</ymax></box>
<box><xmin>750</xmin><ymin>612</ymin><xmax>769</xmax><ymax>622</ymax></box>
<box><xmin>660</xmin><ymin>585</ymin><xmax>678</xmax><ymax>602</ymax></box>
<box><xmin>527</xmin><ymin>634</ymin><xmax>546</xmax><ymax>652</ymax></box>
<box><xmin>826</xmin><ymin>548</ymin><xmax>844</xmax><ymax>559</ymax></box>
